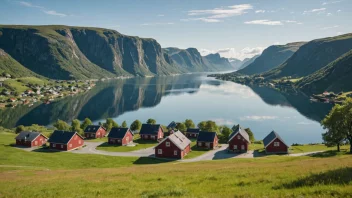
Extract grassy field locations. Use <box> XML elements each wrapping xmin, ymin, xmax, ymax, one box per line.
<box><xmin>3</xmin><ymin>79</ymin><xmax>29</xmax><ymax>93</ymax></box>
<box><xmin>0</xmin><ymin>132</ymin><xmax>352</xmax><ymax>197</ymax></box>
<box><xmin>85</xmin><ymin>137</ymin><xmax>108</xmax><ymax>142</ymax></box>
<box><xmin>184</xmin><ymin>139</ymin><xmax>212</xmax><ymax>159</ymax></box>
<box><xmin>96</xmin><ymin>137</ymin><xmax>158</xmax><ymax>152</ymax></box>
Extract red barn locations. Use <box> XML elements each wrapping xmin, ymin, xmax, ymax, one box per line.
<box><xmin>108</xmin><ymin>127</ymin><xmax>133</xmax><ymax>145</ymax></box>
<box><xmin>139</xmin><ymin>124</ymin><xmax>164</xmax><ymax>141</ymax></box>
<box><xmin>196</xmin><ymin>131</ymin><xmax>218</xmax><ymax>149</ymax></box>
<box><xmin>263</xmin><ymin>131</ymin><xmax>289</xmax><ymax>154</ymax></box>
<box><xmin>84</xmin><ymin>125</ymin><xmax>106</xmax><ymax>139</ymax></box>
<box><xmin>227</xmin><ymin>125</ymin><xmax>251</xmax><ymax>152</ymax></box>
<box><xmin>15</xmin><ymin>131</ymin><xmax>48</xmax><ymax>147</ymax></box>
<box><xmin>48</xmin><ymin>130</ymin><xmax>84</xmax><ymax>151</ymax></box>
<box><xmin>185</xmin><ymin>128</ymin><xmax>200</xmax><ymax>138</ymax></box>
<box><xmin>155</xmin><ymin>131</ymin><xmax>191</xmax><ymax>159</ymax></box>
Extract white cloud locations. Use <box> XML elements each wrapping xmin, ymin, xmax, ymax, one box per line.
<box><xmin>199</xmin><ymin>47</ymin><xmax>264</xmax><ymax>60</ymax></box>
<box><xmin>141</xmin><ymin>22</ymin><xmax>174</xmax><ymax>26</ymax></box>
<box><xmin>181</xmin><ymin>18</ymin><xmax>222</xmax><ymax>23</ymax></box>
<box><xmin>303</xmin><ymin>8</ymin><xmax>326</xmax><ymax>14</ymax></box>
<box><xmin>157</xmin><ymin>14</ymin><xmax>165</xmax><ymax>17</ymax></box>
<box><xmin>322</xmin><ymin>1</ymin><xmax>342</xmax><ymax>5</ymax></box>
<box><xmin>43</xmin><ymin>10</ymin><xmax>67</xmax><ymax>17</ymax></box>
<box><xmin>240</xmin><ymin>115</ymin><xmax>278</xmax><ymax>121</ymax></box>
<box><xmin>321</xmin><ymin>25</ymin><xmax>339</xmax><ymax>30</ymax></box>
<box><xmin>297</xmin><ymin>122</ymin><xmax>312</xmax><ymax>125</ymax></box>
<box><xmin>337</xmin><ymin>10</ymin><xmax>342</xmax><ymax>12</ymax></box>
<box><xmin>255</xmin><ymin>10</ymin><xmax>266</xmax><ymax>13</ymax></box>
<box><xmin>211</xmin><ymin>118</ymin><xmax>236</xmax><ymax>126</ymax></box>
<box><xmin>327</xmin><ymin>13</ymin><xmax>333</xmax><ymax>16</ymax></box>
<box><xmin>18</xmin><ymin>1</ymin><xmax>44</xmax><ymax>9</ymax></box>
<box><xmin>244</xmin><ymin>20</ymin><xmax>283</xmax><ymax>26</ymax></box>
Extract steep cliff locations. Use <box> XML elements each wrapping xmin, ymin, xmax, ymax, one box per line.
<box><xmin>0</xmin><ymin>48</ymin><xmax>38</xmax><ymax>77</ymax></box>
<box><xmin>204</xmin><ymin>53</ymin><xmax>233</xmax><ymax>71</ymax></box>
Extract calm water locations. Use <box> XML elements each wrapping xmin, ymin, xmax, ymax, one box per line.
<box><xmin>0</xmin><ymin>73</ymin><xmax>332</xmax><ymax>144</ymax></box>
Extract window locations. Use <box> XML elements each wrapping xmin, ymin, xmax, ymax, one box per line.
<box><xmin>174</xmin><ymin>150</ymin><xmax>178</xmax><ymax>155</ymax></box>
<box><xmin>61</xmin><ymin>145</ymin><xmax>64</xmax><ymax>148</ymax></box>
<box><xmin>126</xmin><ymin>137</ymin><xmax>129</xmax><ymax>142</ymax></box>
<box><xmin>74</xmin><ymin>136</ymin><xmax>77</xmax><ymax>140</ymax></box>
<box><xmin>166</xmin><ymin>142</ymin><xmax>170</xmax><ymax>147</ymax></box>
<box><xmin>274</xmin><ymin>142</ymin><xmax>280</xmax><ymax>147</ymax></box>
<box><xmin>206</xmin><ymin>143</ymin><xmax>210</xmax><ymax>147</ymax></box>
<box><xmin>241</xmin><ymin>145</ymin><xmax>245</xmax><ymax>150</ymax></box>
<box><xmin>198</xmin><ymin>142</ymin><xmax>202</xmax><ymax>146</ymax></box>
<box><xmin>237</xmin><ymin>135</ymin><xmax>241</xmax><ymax>139</ymax></box>
<box><xmin>69</xmin><ymin>144</ymin><xmax>72</xmax><ymax>148</ymax></box>
<box><xmin>233</xmin><ymin>145</ymin><xmax>237</xmax><ymax>149</ymax></box>
<box><xmin>118</xmin><ymin>139</ymin><xmax>121</xmax><ymax>143</ymax></box>
<box><xmin>34</xmin><ymin>141</ymin><xmax>38</xmax><ymax>145</ymax></box>
<box><xmin>79</xmin><ymin>140</ymin><xmax>82</xmax><ymax>144</ymax></box>
<box><xmin>158</xmin><ymin>149</ymin><xmax>162</xmax><ymax>154</ymax></box>
<box><xmin>53</xmin><ymin>144</ymin><xmax>56</xmax><ymax>147</ymax></box>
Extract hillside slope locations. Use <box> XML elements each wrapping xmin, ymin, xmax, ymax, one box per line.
<box><xmin>237</xmin><ymin>42</ymin><xmax>305</xmax><ymax>75</ymax></box>
<box><xmin>238</xmin><ymin>55</ymin><xmax>260</xmax><ymax>70</ymax></box>
<box><xmin>262</xmin><ymin>34</ymin><xmax>352</xmax><ymax>79</ymax></box>
<box><xmin>0</xmin><ymin>49</ymin><xmax>38</xmax><ymax>78</ymax></box>
<box><xmin>204</xmin><ymin>53</ymin><xmax>233</xmax><ymax>71</ymax></box>
<box><xmin>298</xmin><ymin>50</ymin><xmax>352</xmax><ymax>94</ymax></box>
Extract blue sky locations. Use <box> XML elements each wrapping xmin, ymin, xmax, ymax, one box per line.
<box><xmin>1</xmin><ymin>0</ymin><xmax>351</xmax><ymax>60</ymax></box>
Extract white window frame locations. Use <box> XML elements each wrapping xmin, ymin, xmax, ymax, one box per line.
<box><xmin>241</xmin><ymin>145</ymin><xmax>245</xmax><ymax>150</ymax></box>
<box><xmin>274</xmin><ymin>142</ymin><xmax>280</xmax><ymax>147</ymax></box>
<box><xmin>158</xmin><ymin>149</ymin><xmax>162</xmax><ymax>154</ymax></box>
<box><xmin>53</xmin><ymin>144</ymin><xmax>56</xmax><ymax>147</ymax></box>
<box><xmin>166</xmin><ymin>142</ymin><xmax>170</xmax><ymax>147</ymax></box>
<box><xmin>237</xmin><ymin>135</ymin><xmax>241</xmax><ymax>139</ymax></box>
<box><xmin>174</xmin><ymin>150</ymin><xmax>178</xmax><ymax>155</ymax></box>
<box><xmin>233</xmin><ymin>145</ymin><xmax>237</xmax><ymax>149</ymax></box>
<box><xmin>205</xmin><ymin>142</ymin><xmax>210</xmax><ymax>147</ymax></box>
<box><xmin>198</xmin><ymin>142</ymin><xmax>202</xmax><ymax>146</ymax></box>
<box><xmin>61</xmin><ymin>145</ymin><xmax>64</xmax><ymax>148</ymax></box>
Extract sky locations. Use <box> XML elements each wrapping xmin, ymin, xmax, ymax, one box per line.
<box><xmin>1</xmin><ymin>0</ymin><xmax>351</xmax><ymax>60</ymax></box>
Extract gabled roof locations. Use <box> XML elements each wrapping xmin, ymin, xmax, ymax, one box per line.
<box><xmin>108</xmin><ymin>128</ymin><xmax>132</xmax><ymax>139</ymax></box>
<box><xmin>263</xmin><ymin>131</ymin><xmax>288</xmax><ymax>148</ymax></box>
<box><xmin>48</xmin><ymin>130</ymin><xmax>83</xmax><ymax>144</ymax></box>
<box><xmin>157</xmin><ymin>131</ymin><xmax>191</xmax><ymax>150</ymax></box>
<box><xmin>167</xmin><ymin>121</ymin><xmax>177</xmax><ymax>129</ymax></box>
<box><xmin>197</xmin><ymin>131</ymin><xmax>217</xmax><ymax>142</ymax></box>
<box><xmin>140</xmin><ymin>124</ymin><xmax>162</xmax><ymax>135</ymax></box>
<box><xmin>186</xmin><ymin>128</ymin><xmax>200</xmax><ymax>133</ymax></box>
<box><xmin>228</xmin><ymin>125</ymin><xmax>251</xmax><ymax>143</ymax></box>
<box><xmin>84</xmin><ymin>125</ymin><xmax>103</xmax><ymax>133</ymax></box>
<box><xmin>15</xmin><ymin>131</ymin><xmax>46</xmax><ymax>141</ymax></box>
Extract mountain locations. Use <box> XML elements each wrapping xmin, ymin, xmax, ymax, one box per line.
<box><xmin>228</xmin><ymin>58</ymin><xmax>242</xmax><ymax>70</ymax></box>
<box><xmin>298</xmin><ymin>50</ymin><xmax>352</xmax><ymax>94</ymax></box>
<box><xmin>238</xmin><ymin>55</ymin><xmax>260</xmax><ymax>70</ymax></box>
<box><xmin>203</xmin><ymin>53</ymin><xmax>233</xmax><ymax>71</ymax></box>
<box><xmin>0</xmin><ymin>49</ymin><xmax>38</xmax><ymax>78</ymax></box>
<box><xmin>262</xmin><ymin>33</ymin><xmax>352</xmax><ymax>79</ymax></box>
<box><xmin>236</xmin><ymin>42</ymin><xmax>305</xmax><ymax>75</ymax></box>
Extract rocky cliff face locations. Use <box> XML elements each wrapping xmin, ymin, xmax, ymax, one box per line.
<box><xmin>237</xmin><ymin>42</ymin><xmax>305</xmax><ymax>75</ymax></box>
<box><xmin>204</xmin><ymin>53</ymin><xmax>233</xmax><ymax>71</ymax></box>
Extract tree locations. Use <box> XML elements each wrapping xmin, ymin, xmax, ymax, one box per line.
<box><xmin>103</xmin><ymin>118</ymin><xmax>119</xmax><ymax>132</ymax></box>
<box><xmin>321</xmin><ymin>98</ymin><xmax>352</xmax><ymax>153</ymax></box>
<box><xmin>198</xmin><ymin>120</ymin><xmax>219</xmax><ymax>133</ymax></box>
<box><xmin>70</xmin><ymin>119</ymin><xmax>83</xmax><ymax>134</ymax></box>
<box><xmin>121</xmin><ymin>121</ymin><xmax>128</xmax><ymax>128</ymax></box>
<box><xmin>184</xmin><ymin>119</ymin><xmax>195</xmax><ymax>128</ymax></box>
<box><xmin>130</xmin><ymin>120</ymin><xmax>142</xmax><ymax>131</ymax></box>
<box><xmin>81</xmin><ymin>118</ymin><xmax>92</xmax><ymax>130</ymax></box>
<box><xmin>53</xmin><ymin>120</ymin><xmax>70</xmax><ymax>131</ymax></box>
<box><xmin>176</xmin><ymin>122</ymin><xmax>187</xmax><ymax>132</ymax></box>
<box><xmin>15</xmin><ymin>125</ymin><xmax>25</xmax><ymax>134</ymax></box>
<box><xmin>221</xmin><ymin>126</ymin><xmax>232</xmax><ymax>139</ymax></box>
<box><xmin>244</xmin><ymin>128</ymin><xmax>255</xmax><ymax>142</ymax></box>
<box><xmin>146</xmin><ymin>118</ymin><xmax>156</xmax><ymax>124</ymax></box>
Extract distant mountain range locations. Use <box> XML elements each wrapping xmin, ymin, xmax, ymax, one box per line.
<box><xmin>0</xmin><ymin>25</ymin><xmax>233</xmax><ymax>80</ymax></box>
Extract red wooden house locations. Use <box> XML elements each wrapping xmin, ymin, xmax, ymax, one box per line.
<box><xmin>155</xmin><ymin>131</ymin><xmax>191</xmax><ymax>159</ymax></box>
<box><xmin>227</xmin><ymin>125</ymin><xmax>251</xmax><ymax>153</ymax></box>
<box><xmin>48</xmin><ymin>130</ymin><xmax>84</xmax><ymax>151</ymax></box>
<box><xmin>185</xmin><ymin>128</ymin><xmax>200</xmax><ymax>138</ymax></box>
<box><xmin>15</xmin><ymin>131</ymin><xmax>48</xmax><ymax>147</ymax></box>
<box><xmin>84</xmin><ymin>125</ymin><xmax>106</xmax><ymax>139</ymax></box>
<box><xmin>196</xmin><ymin>131</ymin><xmax>218</xmax><ymax>149</ymax></box>
<box><xmin>139</xmin><ymin>124</ymin><xmax>164</xmax><ymax>141</ymax></box>
<box><xmin>108</xmin><ymin>127</ymin><xmax>133</xmax><ymax>145</ymax></box>
<box><xmin>263</xmin><ymin>131</ymin><xmax>289</xmax><ymax>154</ymax></box>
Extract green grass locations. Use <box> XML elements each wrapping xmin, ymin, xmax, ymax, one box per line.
<box><xmin>17</xmin><ymin>77</ymin><xmax>48</xmax><ymax>86</ymax></box>
<box><xmin>183</xmin><ymin>139</ymin><xmax>211</xmax><ymax>159</ymax></box>
<box><xmin>96</xmin><ymin>137</ymin><xmax>157</xmax><ymax>152</ymax></box>
<box><xmin>0</xmin><ymin>131</ymin><xmax>352</xmax><ymax>197</ymax></box>
<box><xmin>85</xmin><ymin>137</ymin><xmax>108</xmax><ymax>142</ymax></box>
<box><xmin>3</xmin><ymin>79</ymin><xmax>29</xmax><ymax>93</ymax></box>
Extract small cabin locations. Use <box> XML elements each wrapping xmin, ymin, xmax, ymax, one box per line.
<box><xmin>15</xmin><ymin>131</ymin><xmax>48</xmax><ymax>147</ymax></box>
<box><xmin>48</xmin><ymin>131</ymin><xmax>84</xmax><ymax>151</ymax></box>
<box><xmin>108</xmin><ymin>127</ymin><xmax>133</xmax><ymax>145</ymax></box>
<box><xmin>185</xmin><ymin>128</ymin><xmax>200</xmax><ymax>138</ymax></box>
<box><xmin>227</xmin><ymin>125</ymin><xmax>251</xmax><ymax>153</ymax></box>
<box><xmin>84</xmin><ymin>125</ymin><xmax>106</xmax><ymax>139</ymax></box>
<box><xmin>167</xmin><ymin>121</ymin><xmax>177</xmax><ymax>130</ymax></box>
<box><xmin>196</xmin><ymin>131</ymin><xmax>218</xmax><ymax>149</ymax></box>
<box><xmin>155</xmin><ymin>131</ymin><xmax>191</xmax><ymax>159</ymax></box>
<box><xmin>139</xmin><ymin>124</ymin><xmax>164</xmax><ymax>141</ymax></box>
<box><xmin>263</xmin><ymin>131</ymin><xmax>289</xmax><ymax>154</ymax></box>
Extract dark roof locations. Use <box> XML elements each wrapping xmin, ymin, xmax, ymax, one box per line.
<box><xmin>108</xmin><ymin>128</ymin><xmax>131</xmax><ymax>139</ymax></box>
<box><xmin>84</xmin><ymin>125</ymin><xmax>102</xmax><ymax>133</ymax></box>
<box><xmin>139</xmin><ymin>124</ymin><xmax>162</xmax><ymax>135</ymax></box>
<box><xmin>167</xmin><ymin>121</ymin><xmax>177</xmax><ymax>129</ymax></box>
<box><xmin>197</xmin><ymin>131</ymin><xmax>217</xmax><ymax>142</ymax></box>
<box><xmin>263</xmin><ymin>131</ymin><xmax>288</xmax><ymax>147</ymax></box>
<box><xmin>15</xmin><ymin>131</ymin><xmax>44</xmax><ymax>141</ymax></box>
<box><xmin>186</xmin><ymin>128</ymin><xmax>200</xmax><ymax>133</ymax></box>
<box><xmin>228</xmin><ymin>125</ymin><xmax>250</xmax><ymax>143</ymax></box>
<box><xmin>48</xmin><ymin>130</ymin><xmax>81</xmax><ymax>144</ymax></box>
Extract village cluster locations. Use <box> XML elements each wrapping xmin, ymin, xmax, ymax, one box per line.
<box><xmin>15</xmin><ymin>121</ymin><xmax>289</xmax><ymax>159</ymax></box>
<box><xmin>0</xmin><ymin>78</ymin><xmax>95</xmax><ymax>108</ymax></box>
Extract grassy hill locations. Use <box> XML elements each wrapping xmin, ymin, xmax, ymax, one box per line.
<box><xmin>298</xmin><ymin>50</ymin><xmax>352</xmax><ymax>94</ymax></box>
<box><xmin>262</xmin><ymin>33</ymin><xmax>352</xmax><ymax>79</ymax></box>
<box><xmin>237</xmin><ymin>42</ymin><xmax>305</xmax><ymax>75</ymax></box>
<box><xmin>0</xmin><ymin>49</ymin><xmax>38</xmax><ymax>78</ymax></box>
<box><xmin>0</xmin><ymin>132</ymin><xmax>351</xmax><ymax>197</ymax></box>
<box><xmin>238</xmin><ymin>55</ymin><xmax>260</xmax><ymax>70</ymax></box>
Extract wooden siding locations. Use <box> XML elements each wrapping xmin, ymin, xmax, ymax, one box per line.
<box><xmin>265</xmin><ymin>137</ymin><xmax>288</xmax><ymax>154</ymax></box>
<box><xmin>155</xmin><ymin>138</ymin><xmax>190</xmax><ymax>159</ymax></box>
<box><xmin>108</xmin><ymin>130</ymin><xmax>133</xmax><ymax>146</ymax></box>
<box><xmin>140</xmin><ymin>128</ymin><xmax>164</xmax><ymax>141</ymax></box>
<box><xmin>84</xmin><ymin>127</ymin><xmax>106</xmax><ymax>139</ymax></box>
<box><xmin>228</xmin><ymin>133</ymin><xmax>249</xmax><ymax>152</ymax></box>
<box><xmin>15</xmin><ymin>134</ymin><xmax>47</xmax><ymax>147</ymax></box>
<box><xmin>50</xmin><ymin>134</ymin><xmax>84</xmax><ymax>151</ymax></box>
<box><xmin>196</xmin><ymin>135</ymin><xmax>218</xmax><ymax>149</ymax></box>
